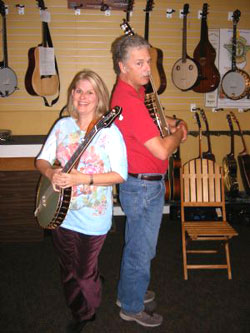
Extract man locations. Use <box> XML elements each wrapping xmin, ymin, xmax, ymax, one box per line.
<box><xmin>110</xmin><ymin>34</ymin><xmax>188</xmax><ymax>327</ymax></box>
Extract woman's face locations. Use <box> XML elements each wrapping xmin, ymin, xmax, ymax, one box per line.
<box><xmin>72</xmin><ymin>79</ymin><xmax>98</xmax><ymax>118</ymax></box>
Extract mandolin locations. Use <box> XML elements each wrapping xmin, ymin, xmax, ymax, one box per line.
<box><xmin>222</xmin><ymin>114</ymin><xmax>239</xmax><ymax>197</ymax></box>
<box><xmin>193</xmin><ymin>3</ymin><xmax>220</xmax><ymax>93</ymax></box>
<box><xmin>199</xmin><ymin>109</ymin><xmax>215</xmax><ymax>161</ymax></box>
<box><xmin>34</xmin><ymin>106</ymin><xmax>122</xmax><ymax>229</ymax></box>
<box><xmin>221</xmin><ymin>10</ymin><xmax>250</xmax><ymax>100</ymax></box>
<box><xmin>120</xmin><ymin>19</ymin><xmax>170</xmax><ymax>137</ymax></box>
<box><xmin>143</xmin><ymin>0</ymin><xmax>167</xmax><ymax>95</ymax></box>
<box><xmin>230</xmin><ymin>112</ymin><xmax>250</xmax><ymax>195</ymax></box>
<box><xmin>0</xmin><ymin>0</ymin><xmax>18</xmax><ymax>97</ymax></box>
<box><xmin>25</xmin><ymin>0</ymin><xmax>59</xmax><ymax>102</ymax></box>
<box><xmin>171</xmin><ymin>3</ymin><xmax>200</xmax><ymax>91</ymax></box>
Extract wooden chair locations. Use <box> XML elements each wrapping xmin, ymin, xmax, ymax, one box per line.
<box><xmin>180</xmin><ymin>158</ymin><xmax>238</xmax><ymax>280</ymax></box>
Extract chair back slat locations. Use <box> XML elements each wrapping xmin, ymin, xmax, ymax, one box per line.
<box><xmin>182</xmin><ymin>158</ymin><xmax>223</xmax><ymax>204</ymax></box>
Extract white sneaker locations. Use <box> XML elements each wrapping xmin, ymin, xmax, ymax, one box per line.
<box><xmin>116</xmin><ymin>290</ymin><xmax>155</xmax><ymax>307</ymax></box>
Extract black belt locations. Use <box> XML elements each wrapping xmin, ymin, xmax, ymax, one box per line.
<box><xmin>128</xmin><ymin>173</ymin><xmax>164</xmax><ymax>181</ymax></box>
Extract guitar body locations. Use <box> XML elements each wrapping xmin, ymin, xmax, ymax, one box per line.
<box><xmin>221</xmin><ymin>69</ymin><xmax>250</xmax><ymax>100</ymax></box>
<box><xmin>0</xmin><ymin>66</ymin><xmax>18</xmax><ymax>97</ymax></box>
<box><xmin>149</xmin><ymin>46</ymin><xmax>167</xmax><ymax>95</ymax></box>
<box><xmin>35</xmin><ymin>176</ymin><xmax>71</xmax><ymax>229</ymax></box>
<box><xmin>171</xmin><ymin>57</ymin><xmax>199</xmax><ymax>91</ymax></box>
<box><xmin>193</xmin><ymin>3</ymin><xmax>220</xmax><ymax>93</ymax></box>
<box><xmin>193</xmin><ymin>41</ymin><xmax>220</xmax><ymax>93</ymax></box>
<box><xmin>222</xmin><ymin>154</ymin><xmax>239</xmax><ymax>197</ymax></box>
<box><xmin>25</xmin><ymin>46</ymin><xmax>59</xmax><ymax>96</ymax></box>
<box><xmin>238</xmin><ymin>154</ymin><xmax>250</xmax><ymax>194</ymax></box>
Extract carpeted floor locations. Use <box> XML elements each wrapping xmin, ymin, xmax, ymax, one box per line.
<box><xmin>0</xmin><ymin>215</ymin><xmax>249</xmax><ymax>333</ymax></box>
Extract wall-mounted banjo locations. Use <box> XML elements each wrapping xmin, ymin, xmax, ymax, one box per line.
<box><xmin>171</xmin><ymin>3</ymin><xmax>200</xmax><ymax>91</ymax></box>
<box><xmin>0</xmin><ymin>0</ymin><xmax>18</xmax><ymax>97</ymax></box>
<box><xmin>221</xmin><ymin>9</ymin><xmax>250</xmax><ymax>100</ymax></box>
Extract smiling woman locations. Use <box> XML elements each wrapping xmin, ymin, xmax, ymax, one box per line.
<box><xmin>35</xmin><ymin>69</ymin><xmax>127</xmax><ymax>332</ymax></box>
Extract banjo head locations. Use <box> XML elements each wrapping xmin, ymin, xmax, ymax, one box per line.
<box><xmin>171</xmin><ymin>58</ymin><xmax>199</xmax><ymax>91</ymax></box>
<box><xmin>221</xmin><ymin>70</ymin><xmax>250</xmax><ymax>100</ymax></box>
<box><xmin>0</xmin><ymin>67</ymin><xmax>18</xmax><ymax>97</ymax></box>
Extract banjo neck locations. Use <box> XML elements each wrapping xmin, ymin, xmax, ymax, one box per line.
<box><xmin>231</xmin><ymin>12</ymin><xmax>239</xmax><ymax>72</ymax></box>
<box><xmin>1</xmin><ymin>2</ymin><xmax>8</xmax><ymax>67</ymax></box>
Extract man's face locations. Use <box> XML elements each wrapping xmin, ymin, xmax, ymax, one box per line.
<box><xmin>119</xmin><ymin>46</ymin><xmax>151</xmax><ymax>91</ymax></box>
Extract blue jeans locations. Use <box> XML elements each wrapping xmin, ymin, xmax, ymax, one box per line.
<box><xmin>117</xmin><ymin>174</ymin><xmax>165</xmax><ymax>313</ymax></box>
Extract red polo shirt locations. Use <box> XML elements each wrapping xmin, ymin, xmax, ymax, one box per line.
<box><xmin>111</xmin><ymin>79</ymin><xmax>168</xmax><ymax>174</ymax></box>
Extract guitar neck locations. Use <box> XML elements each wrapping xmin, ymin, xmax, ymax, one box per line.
<box><xmin>144</xmin><ymin>11</ymin><xmax>149</xmax><ymax>41</ymax></box>
<box><xmin>232</xmin><ymin>22</ymin><xmax>237</xmax><ymax>71</ymax></box>
<box><xmin>182</xmin><ymin>15</ymin><xmax>187</xmax><ymax>61</ymax></box>
<box><xmin>200</xmin><ymin>17</ymin><xmax>208</xmax><ymax>58</ymax></box>
<box><xmin>2</xmin><ymin>15</ymin><xmax>8</xmax><ymax>67</ymax></box>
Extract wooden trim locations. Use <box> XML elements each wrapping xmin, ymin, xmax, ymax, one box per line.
<box><xmin>0</xmin><ymin>157</ymin><xmax>36</xmax><ymax>171</ymax></box>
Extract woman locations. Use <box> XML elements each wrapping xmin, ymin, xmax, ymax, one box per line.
<box><xmin>36</xmin><ymin>69</ymin><xmax>127</xmax><ymax>332</ymax></box>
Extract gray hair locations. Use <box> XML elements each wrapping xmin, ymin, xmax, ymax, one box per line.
<box><xmin>111</xmin><ymin>34</ymin><xmax>150</xmax><ymax>75</ymax></box>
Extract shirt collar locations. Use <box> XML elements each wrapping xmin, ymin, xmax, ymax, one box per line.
<box><xmin>117</xmin><ymin>78</ymin><xmax>145</xmax><ymax>100</ymax></box>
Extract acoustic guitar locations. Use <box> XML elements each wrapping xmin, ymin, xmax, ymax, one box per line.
<box><xmin>230</xmin><ymin>112</ymin><xmax>250</xmax><ymax>195</ymax></box>
<box><xmin>25</xmin><ymin>0</ymin><xmax>59</xmax><ymax>99</ymax></box>
<box><xmin>199</xmin><ymin>109</ymin><xmax>215</xmax><ymax>161</ymax></box>
<box><xmin>171</xmin><ymin>3</ymin><xmax>200</xmax><ymax>91</ymax></box>
<box><xmin>120</xmin><ymin>19</ymin><xmax>170</xmax><ymax>137</ymax></box>
<box><xmin>221</xmin><ymin>10</ymin><xmax>250</xmax><ymax>100</ymax></box>
<box><xmin>34</xmin><ymin>106</ymin><xmax>122</xmax><ymax>229</ymax></box>
<box><xmin>193</xmin><ymin>3</ymin><xmax>220</xmax><ymax>93</ymax></box>
<box><xmin>143</xmin><ymin>0</ymin><xmax>167</xmax><ymax>95</ymax></box>
<box><xmin>222</xmin><ymin>114</ymin><xmax>239</xmax><ymax>197</ymax></box>
<box><xmin>0</xmin><ymin>0</ymin><xmax>18</xmax><ymax>97</ymax></box>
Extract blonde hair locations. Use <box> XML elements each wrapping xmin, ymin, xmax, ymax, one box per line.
<box><xmin>66</xmin><ymin>69</ymin><xmax>109</xmax><ymax>119</ymax></box>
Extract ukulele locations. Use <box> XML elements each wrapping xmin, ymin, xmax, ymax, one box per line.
<box><xmin>199</xmin><ymin>109</ymin><xmax>215</xmax><ymax>161</ymax></box>
<box><xmin>120</xmin><ymin>19</ymin><xmax>170</xmax><ymax>137</ymax></box>
<box><xmin>171</xmin><ymin>3</ymin><xmax>200</xmax><ymax>91</ymax></box>
<box><xmin>25</xmin><ymin>0</ymin><xmax>59</xmax><ymax>100</ymax></box>
<box><xmin>193</xmin><ymin>3</ymin><xmax>220</xmax><ymax>93</ymax></box>
<box><xmin>143</xmin><ymin>0</ymin><xmax>167</xmax><ymax>95</ymax></box>
<box><xmin>222</xmin><ymin>114</ymin><xmax>239</xmax><ymax>197</ymax></box>
<box><xmin>0</xmin><ymin>0</ymin><xmax>18</xmax><ymax>97</ymax></box>
<box><xmin>230</xmin><ymin>112</ymin><xmax>250</xmax><ymax>194</ymax></box>
<box><xmin>165</xmin><ymin>115</ymin><xmax>181</xmax><ymax>201</ymax></box>
<box><xmin>221</xmin><ymin>10</ymin><xmax>250</xmax><ymax>100</ymax></box>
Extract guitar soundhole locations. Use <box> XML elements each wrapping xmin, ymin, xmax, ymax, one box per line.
<box><xmin>176</xmin><ymin>65</ymin><xmax>180</xmax><ymax>71</ymax></box>
<box><xmin>189</xmin><ymin>65</ymin><xmax>193</xmax><ymax>70</ymax></box>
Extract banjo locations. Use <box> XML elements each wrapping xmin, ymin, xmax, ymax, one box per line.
<box><xmin>34</xmin><ymin>106</ymin><xmax>122</xmax><ymax>229</ymax></box>
<box><xmin>221</xmin><ymin>9</ymin><xmax>250</xmax><ymax>100</ymax></box>
<box><xmin>0</xmin><ymin>0</ymin><xmax>18</xmax><ymax>97</ymax></box>
<box><xmin>171</xmin><ymin>3</ymin><xmax>200</xmax><ymax>91</ymax></box>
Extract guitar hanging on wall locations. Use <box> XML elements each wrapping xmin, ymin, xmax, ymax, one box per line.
<box><xmin>143</xmin><ymin>0</ymin><xmax>167</xmax><ymax>95</ymax></box>
<box><xmin>222</xmin><ymin>114</ymin><xmax>239</xmax><ymax>197</ymax></box>
<box><xmin>199</xmin><ymin>109</ymin><xmax>215</xmax><ymax>161</ymax></box>
<box><xmin>192</xmin><ymin>3</ymin><xmax>220</xmax><ymax>93</ymax></box>
<box><xmin>120</xmin><ymin>19</ymin><xmax>170</xmax><ymax>138</ymax></box>
<box><xmin>221</xmin><ymin>9</ymin><xmax>250</xmax><ymax>100</ymax></box>
<box><xmin>230</xmin><ymin>112</ymin><xmax>250</xmax><ymax>195</ymax></box>
<box><xmin>171</xmin><ymin>3</ymin><xmax>200</xmax><ymax>91</ymax></box>
<box><xmin>25</xmin><ymin>0</ymin><xmax>60</xmax><ymax>106</ymax></box>
<box><xmin>0</xmin><ymin>0</ymin><xmax>18</xmax><ymax>97</ymax></box>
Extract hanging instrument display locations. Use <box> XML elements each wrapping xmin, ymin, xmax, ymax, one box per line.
<box><xmin>171</xmin><ymin>3</ymin><xmax>200</xmax><ymax>91</ymax></box>
<box><xmin>0</xmin><ymin>0</ymin><xmax>18</xmax><ymax>97</ymax></box>
<box><xmin>222</xmin><ymin>114</ymin><xmax>239</xmax><ymax>197</ymax></box>
<box><xmin>193</xmin><ymin>3</ymin><xmax>220</xmax><ymax>93</ymax></box>
<box><xmin>221</xmin><ymin>9</ymin><xmax>250</xmax><ymax>100</ymax></box>
<box><xmin>199</xmin><ymin>109</ymin><xmax>215</xmax><ymax>161</ymax></box>
<box><xmin>230</xmin><ymin>112</ymin><xmax>250</xmax><ymax>195</ymax></box>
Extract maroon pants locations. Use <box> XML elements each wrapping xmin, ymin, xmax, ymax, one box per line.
<box><xmin>52</xmin><ymin>227</ymin><xmax>106</xmax><ymax>321</ymax></box>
